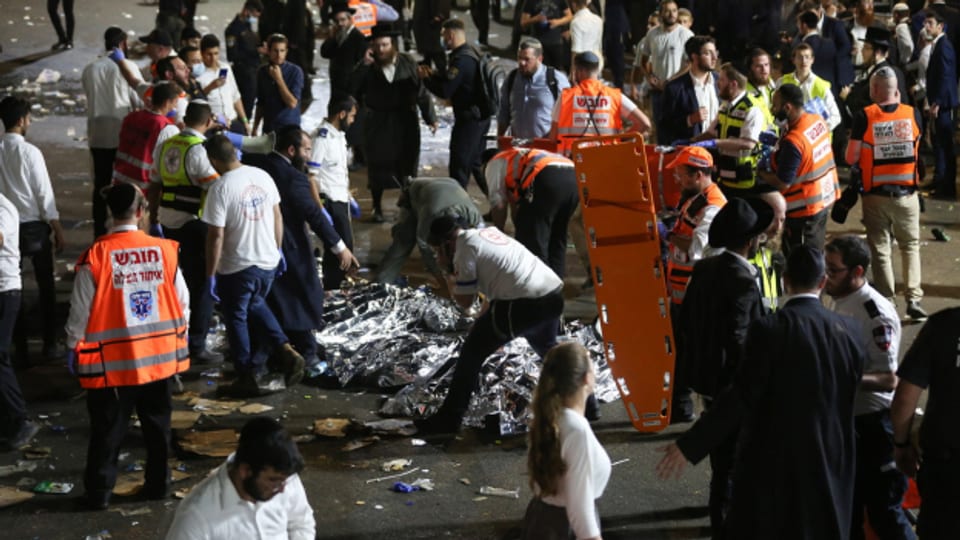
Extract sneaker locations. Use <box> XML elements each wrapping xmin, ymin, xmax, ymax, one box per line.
<box><xmin>907</xmin><ymin>301</ymin><xmax>928</xmax><ymax>321</ymax></box>
<box><xmin>278</xmin><ymin>344</ymin><xmax>305</xmax><ymax>386</ymax></box>
<box><xmin>7</xmin><ymin>420</ymin><xmax>40</xmax><ymax>451</ymax></box>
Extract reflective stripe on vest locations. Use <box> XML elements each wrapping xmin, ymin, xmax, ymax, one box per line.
<box><xmin>859</xmin><ymin>103</ymin><xmax>920</xmax><ymax>192</ymax></box>
<box><xmin>349</xmin><ymin>0</ymin><xmax>377</xmax><ymax>36</ymax></box>
<box><xmin>666</xmin><ymin>183</ymin><xmax>727</xmax><ymax>304</ymax></box>
<box><xmin>775</xmin><ymin>113</ymin><xmax>839</xmax><ymax>218</ymax></box>
<box><xmin>74</xmin><ymin>231</ymin><xmax>189</xmax><ymax>389</ymax></box>
<box><xmin>749</xmin><ymin>247</ymin><xmax>781</xmax><ymax>312</ymax></box>
<box><xmin>159</xmin><ymin>132</ymin><xmax>207</xmax><ymax>217</ymax></box>
<box><xmin>717</xmin><ymin>92</ymin><xmax>762</xmax><ymax>190</ymax></box>
<box><xmin>113</xmin><ymin>110</ymin><xmax>173</xmax><ymax>185</ymax></box>
<box><xmin>498</xmin><ymin>148</ymin><xmax>573</xmax><ymax>204</ymax></box>
<box><xmin>556</xmin><ymin>79</ymin><xmax>623</xmax><ymax>153</ymax></box>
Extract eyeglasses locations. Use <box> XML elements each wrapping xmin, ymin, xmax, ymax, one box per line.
<box><xmin>825</xmin><ymin>265</ymin><xmax>849</xmax><ymax>277</ymax></box>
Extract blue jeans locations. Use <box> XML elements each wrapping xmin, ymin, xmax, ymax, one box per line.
<box><xmin>217</xmin><ymin>266</ymin><xmax>287</xmax><ymax>374</ymax></box>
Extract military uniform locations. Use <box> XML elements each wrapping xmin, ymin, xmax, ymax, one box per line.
<box><xmin>225</xmin><ymin>14</ymin><xmax>262</xmax><ymax>118</ymax></box>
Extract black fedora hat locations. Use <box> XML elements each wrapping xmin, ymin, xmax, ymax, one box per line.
<box><xmin>368</xmin><ymin>22</ymin><xmax>402</xmax><ymax>40</ymax></box>
<box><xmin>708</xmin><ymin>197</ymin><xmax>774</xmax><ymax>249</ymax></box>
<box><xmin>860</xmin><ymin>27</ymin><xmax>892</xmax><ymax>50</ymax></box>
<box><xmin>139</xmin><ymin>28</ymin><xmax>173</xmax><ymax>47</ymax></box>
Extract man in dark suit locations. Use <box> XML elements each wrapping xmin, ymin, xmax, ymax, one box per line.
<box><xmin>246</xmin><ymin>126</ymin><xmax>359</xmax><ymax>372</ymax></box>
<box><xmin>661</xmin><ymin>35</ymin><xmax>718</xmax><ymax>145</ymax></box>
<box><xmin>911</xmin><ymin>0</ymin><xmax>960</xmax><ymax>57</ymax></box>
<box><xmin>658</xmin><ymin>245</ymin><xmax>865</xmax><ymax>540</ymax></box>
<box><xmin>676</xmin><ymin>197</ymin><xmax>773</xmax><ymax>538</ymax></box>
<box><xmin>320</xmin><ymin>2</ymin><xmax>368</xmax><ymax>100</ymax></box>
<box><xmin>924</xmin><ymin>10</ymin><xmax>957</xmax><ymax>199</ymax></box>
<box><xmin>843</xmin><ymin>27</ymin><xmax>911</xmax><ymax>116</ymax></box>
<box><xmin>796</xmin><ymin>10</ymin><xmax>839</xmax><ymax>88</ymax></box>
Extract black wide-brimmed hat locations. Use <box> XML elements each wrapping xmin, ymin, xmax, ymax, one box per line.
<box><xmin>368</xmin><ymin>22</ymin><xmax>402</xmax><ymax>40</ymax></box>
<box><xmin>708</xmin><ymin>197</ymin><xmax>775</xmax><ymax>249</ymax></box>
<box><xmin>139</xmin><ymin>28</ymin><xmax>173</xmax><ymax>47</ymax></box>
<box><xmin>861</xmin><ymin>27</ymin><xmax>892</xmax><ymax>50</ymax></box>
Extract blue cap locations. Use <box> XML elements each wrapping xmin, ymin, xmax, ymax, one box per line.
<box><xmin>574</xmin><ymin>51</ymin><xmax>601</xmax><ymax>67</ymax></box>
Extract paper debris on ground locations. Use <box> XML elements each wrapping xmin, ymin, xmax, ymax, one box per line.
<box><xmin>35</xmin><ymin>69</ymin><xmax>61</xmax><ymax>84</ymax></box>
<box><xmin>170</xmin><ymin>410</ymin><xmax>201</xmax><ymax>429</ymax></box>
<box><xmin>23</xmin><ymin>447</ymin><xmax>51</xmax><ymax>460</ymax></box>
<box><xmin>177</xmin><ymin>429</ymin><xmax>239</xmax><ymax>457</ymax></box>
<box><xmin>381</xmin><ymin>458</ymin><xmax>412</xmax><ymax>472</ymax></box>
<box><xmin>0</xmin><ymin>486</ymin><xmax>34</xmax><ymax>508</ymax></box>
<box><xmin>173</xmin><ymin>391</ymin><xmax>201</xmax><ymax>402</ymax></box>
<box><xmin>341</xmin><ymin>436</ymin><xmax>379</xmax><ymax>452</ymax></box>
<box><xmin>0</xmin><ymin>460</ymin><xmax>38</xmax><ymax>477</ymax></box>
<box><xmin>33</xmin><ymin>481</ymin><xmax>73</xmax><ymax>494</ymax></box>
<box><xmin>238</xmin><ymin>403</ymin><xmax>274</xmax><ymax>414</ymax></box>
<box><xmin>108</xmin><ymin>506</ymin><xmax>152</xmax><ymax>517</ymax></box>
<box><xmin>410</xmin><ymin>478</ymin><xmax>434</xmax><ymax>491</ymax></box>
<box><xmin>173</xmin><ymin>487</ymin><xmax>191</xmax><ymax>499</ymax></box>
<box><xmin>363</xmin><ymin>418</ymin><xmax>416</xmax><ymax>436</ymax></box>
<box><xmin>189</xmin><ymin>398</ymin><xmax>245</xmax><ymax>416</ymax></box>
<box><xmin>113</xmin><ymin>469</ymin><xmax>192</xmax><ymax>496</ymax></box>
<box><xmin>313</xmin><ymin>418</ymin><xmax>353</xmax><ymax>438</ymax></box>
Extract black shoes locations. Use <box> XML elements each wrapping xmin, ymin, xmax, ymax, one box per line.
<box><xmin>907</xmin><ymin>301</ymin><xmax>929</xmax><ymax>321</ymax></box>
<box><xmin>51</xmin><ymin>41</ymin><xmax>73</xmax><ymax>51</ymax></box>
<box><xmin>218</xmin><ymin>371</ymin><xmax>286</xmax><ymax>398</ymax></box>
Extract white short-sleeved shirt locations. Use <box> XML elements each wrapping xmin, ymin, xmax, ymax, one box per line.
<box><xmin>0</xmin><ymin>194</ymin><xmax>21</xmax><ymax>292</ymax></box>
<box><xmin>570</xmin><ymin>8</ymin><xmax>603</xmax><ymax>56</ymax></box>
<box><xmin>308</xmin><ymin>120</ymin><xmax>350</xmax><ymax>203</ymax></box>
<box><xmin>82</xmin><ymin>56</ymin><xmax>144</xmax><ymax>149</ymax></box>
<box><xmin>453</xmin><ymin>227</ymin><xmax>563</xmax><ymax>301</ymax></box>
<box><xmin>638</xmin><ymin>24</ymin><xmax>694</xmax><ymax>81</ymax></box>
<box><xmin>197</xmin><ymin>65</ymin><xmax>243</xmax><ymax>123</ymax></box>
<box><xmin>0</xmin><ymin>133</ymin><xmax>60</xmax><ymax>223</ymax></box>
<box><xmin>201</xmin><ymin>165</ymin><xmax>282</xmax><ymax>275</ymax></box>
<box><xmin>831</xmin><ymin>283</ymin><xmax>900</xmax><ymax>415</ymax></box>
<box><xmin>537</xmin><ymin>408</ymin><xmax>611</xmax><ymax>539</ymax></box>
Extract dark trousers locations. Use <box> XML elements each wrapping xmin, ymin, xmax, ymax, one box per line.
<box><xmin>163</xmin><ymin>220</ymin><xmax>214</xmax><ymax>354</ymax></box>
<box><xmin>917</xmin><ymin>454</ymin><xmax>960</xmax><ymax>540</ymax></box>
<box><xmin>703</xmin><ymin>396</ymin><xmax>736</xmax><ymax>540</ymax></box>
<box><xmin>782</xmin><ymin>209</ymin><xmax>828</xmax><ymax>257</ymax></box>
<box><xmin>435</xmin><ymin>290</ymin><xmax>564</xmax><ymax>422</ymax></box>
<box><xmin>47</xmin><ymin>0</ymin><xmax>74</xmax><ymax>42</ymax></box>
<box><xmin>322</xmin><ymin>200</ymin><xmax>354</xmax><ymax>290</ymax></box>
<box><xmin>931</xmin><ymin>108</ymin><xmax>956</xmax><ymax>196</ymax></box>
<box><xmin>449</xmin><ymin>116</ymin><xmax>491</xmax><ymax>195</ymax></box>
<box><xmin>84</xmin><ymin>377</ymin><xmax>172</xmax><ymax>504</ymax></box>
<box><xmin>90</xmin><ymin>148</ymin><xmax>116</xmax><ymax>240</ymax></box>
<box><xmin>470</xmin><ymin>0</ymin><xmax>490</xmax><ymax>44</ymax></box>
<box><xmin>669</xmin><ymin>302</ymin><xmax>694</xmax><ymax>419</ymax></box>
<box><xmin>217</xmin><ymin>265</ymin><xmax>287</xmax><ymax>374</ymax></box>
<box><xmin>542</xmin><ymin>42</ymin><xmax>566</xmax><ymax>71</ymax></box>
<box><xmin>233</xmin><ymin>64</ymin><xmax>258</xmax><ymax>120</ymax></box>
<box><xmin>851</xmin><ymin>411</ymin><xmax>916</xmax><ymax>540</ymax></box>
<box><xmin>514</xmin><ymin>167</ymin><xmax>579</xmax><ymax>278</ymax></box>
<box><xmin>603</xmin><ymin>28</ymin><xmax>626</xmax><ymax>89</ymax></box>
<box><xmin>0</xmin><ymin>291</ymin><xmax>24</xmax><ymax>438</ymax></box>
<box><xmin>651</xmin><ymin>90</ymin><xmax>667</xmax><ymax>144</ymax></box>
<box><xmin>17</xmin><ymin>221</ymin><xmax>57</xmax><ymax>349</ymax></box>
<box><xmin>287</xmin><ymin>329</ymin><xmax>319</xmax><ymax>365</ymax></box>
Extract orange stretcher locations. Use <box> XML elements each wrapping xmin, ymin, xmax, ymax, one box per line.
<box><xmin>571</xmin><ymin>133</ymin><xmax>675</xmax><ymax>432</ymax></box>
<box><xmin>643</xmin><ymin>145</ymin><xmax>684</xmax><ymax>213</ymax></box>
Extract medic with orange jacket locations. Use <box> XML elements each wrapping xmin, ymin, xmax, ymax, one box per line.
<box><xmin>66</xmin><ymin>183</ymin><xmax>190</xmax><ymax>511</ymax></box>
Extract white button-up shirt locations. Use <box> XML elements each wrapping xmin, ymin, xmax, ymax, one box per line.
<box><xmin>0</xmin><ymin>193</ymin><xmax>21</xmax><ymax>292</ymax></box>
<box><xmin>197</xmin><ymin>64</ymin><xmax>243</xmax><ymax>123</ymax></box>
<box><xmin>0</xmin><ymin>133</ymin><xmax>60</xmax><ymax>223</ymax></box>
<box><xmin>308</xmin><ymin>120</ymin><xmax>350</xmax><ymax>203</ymax></box>
<box><xmin>164</xmin><ymin>454</ymin><xmax>316</xmax><ymax>540</ymax></box>
<box><xmin>82</xmin><ymin>55</ymin><xmax>144</xmax><ymax>149</ymax></box>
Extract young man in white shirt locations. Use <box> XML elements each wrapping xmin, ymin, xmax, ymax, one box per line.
<box><xmin>776</xmin><ymin>43</ymin><xmax>842</xmax><ymax>130</ymax></box>
<box><xmin>165</xmin><ymin>417</ymin><xmax>316</xmax><ymax>540</ymax></box>
<box><xmin>196</xmin><ymin>34</ymin><xmax>250</xmax><ymax>134</ymax></box>
<box><xmin>569</xmin><ymin>0</ymin><xmax>603</xmax><ymax>72</ymax></box>
<box><xmin>0</xmin><ymin>96</ymin><xmax>66</xmax><ymax>363</ymax></box>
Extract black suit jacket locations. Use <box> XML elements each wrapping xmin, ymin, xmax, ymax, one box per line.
<box><xmin>320</xmin><ymin>27</ymin><xmax>367</xmax><ymax>100</ymax></box>
<box><xmin>661</xmin><ymin>71</ymin><xmax>716</xmax><ymax>144</ymax></box>
<box><xmin>928</xmin><ymin>36</ymin><xmax>959</xmax><ymax>107</ymax></box>
<box><xmin>803</xmin><ymin>34</ymin><xmax>839</xmax><ymax>88</ymax></box>
<box><xmin>820</xmin><ymin>15</ymin><xmax>854</xmax><ymax>87</ymax></box>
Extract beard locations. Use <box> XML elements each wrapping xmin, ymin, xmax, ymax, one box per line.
<box><xmin>292</xmin><ymin>154</ymin><xmax>307</xmax><ymax>172</ymax></box>
<box><xmin>375</xmin><ymin>48</ymin><xmax>398</xmax><ymax>67</ymax></box>
<box><xmin>242</xmin><ymin>474</ymin><xmax>275</xmax><ymax>502</ymax></box>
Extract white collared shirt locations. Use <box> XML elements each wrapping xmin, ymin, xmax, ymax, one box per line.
<box><xmin>164</xmin><ymin>455</ymin><xmax>316</xmax><ymax>540</ymax></box>
<box><xmin>380</xmin><ymin>55</ymin><xmax>399</xmax><ymax>84</ymax></box>
<box><xmin>308</xmin><ymin>119</ymin><xmax>350</xmax><ymax>203</ymax></box>
<box><xmin>82</xmin><ymin>55</ymin><xmax>144</xmax><ymax>148</ymax></box>
<box><xmin>0</xmin><ymin>193</ymin><xmax>20</xmax><ymax>292</ymax></box>
<box><xmin>691</xmin><ymin>72</ymin><xmax>719</xmax><ymax>133</ymax></box>
<box><xmin>197</xmin><ymin>64</ymin><xmax>243</xmax><ymax>123</ymax></box>
<box><xmin>570</xmin><ymin>7</ymin><xmax>603</xmax><ymax>57</ymax></box>
<box><xmin>0</xmin><ymin>133</ymin><xmax>60</xmax><ymax>223</ymax></box>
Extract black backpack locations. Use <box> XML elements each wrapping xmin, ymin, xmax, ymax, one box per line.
<box><xmin>464</xmin><ymin>46</ymin><xmax>502</xmax><ymax>119</ymax></box>
<box><xmin>505</xmin><ymin>66</ymin><xmax>560</xmax><ymax>105</ymax></box>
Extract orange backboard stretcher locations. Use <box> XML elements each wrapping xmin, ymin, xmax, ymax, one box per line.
<box><xmin>571</xmin><ymin>133</ymin><xmax>676</xmax><ymax>432</ymax></box>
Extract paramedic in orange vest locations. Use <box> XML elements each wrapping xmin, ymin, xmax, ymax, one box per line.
<box><xmin>550</xmin><ymin>51</ymin><xmax>651</xmax><ymax>155</ymax></box>
<box><xmin>112</xmin><ymin>82</ymin><xmax>181</xmax><ymax>188</ymax></box>
<box><xmin>482</xmin><ymin>147</ymin><xmax>578</xmax><ymax>277</ymax></box>
<box><xmin>665</xmin><ymin>145</ymin><xmax>727</xmax><ymax>423</ymax></box>
<box><xmin>759</xmin><ymin>83</ymin><xmax>839</xmax><ymax>255</ymax></box>
<box><xmin>844</xmin><ymin>66</ymin><xmax>927</xmax><ymax>321</ymax></box>
<box><xmin>65</xmin><ymin>183</ymin><xmax>190</xmax><ymax>510</ymax></box>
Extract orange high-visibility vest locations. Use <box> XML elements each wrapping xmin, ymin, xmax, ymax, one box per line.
<box><xmin>667</xmin><ymin>182</ymin><xmax>727</xmax><ymax>304</ymax></box>
<box><xmin>493</xmin><ymin>148</ymin><xmax>573</xmax><ymax>204</ymax></box>
<box><xmin>114</xmin><ymin>110</ymin><xmax>174</xmax><ymax>186</ymax></box>
<box><xmin>859</xmin><ymin>103</ymin><xmax>920</xmax><ymax>192</ymax></box>
<box><xmin>74</xmin><ymin>230</ymin><xmax>189</xmax><ymax>389</ymax></box>
<box><xmin>349</xmin><ymin>0</ymin><xmax>378</xmax><ymax>36</ymax></box>
<box><xmin>555</xmin><ymin>79</ymin><xmax>623</xmax><ymax>154</ymax></box>
<box><xmin>774</xmin><ymin>112</ymin><xmax>839</xmax><ymax>218</ymax></box>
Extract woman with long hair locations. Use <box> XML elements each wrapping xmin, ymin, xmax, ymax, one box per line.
<box><xmin>524</xmin><ymin>342</ymin><xmax>611</xmax><ymax>540</ymax></box>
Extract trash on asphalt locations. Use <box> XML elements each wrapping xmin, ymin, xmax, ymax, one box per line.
<box><xmin>410</xmin><ymin>438</ymin><xmax>427</xmax><ymax>446</ymax></box>
<box><xmin>83</xmin><ymin>530</ymin><xmax>111</xmax><ymax>540</ymax></box>
<box><xmin>313</xmin><ymin>418</ymin><xmax>353</xmax><ymax>438</ymax></box>
<box><xmin>33</xmin><ymin>481</ymin><xmax>73</xmax><ymax>494</ymax></box>
<box><xmin>238</xmin><ymin>403</ymin><xmax>274</xmax><ymax>414</ymax></box>
<box><xmin>0</xmin><ymin>486</ymin><xmax>34</xmax><ymax>508</ymax></box>
<box><xmin>170</xmin><ymin>410</ymin><xmax>202</xmax><ymax>429</ymax></box>
<box><xmin>477</xmin><ymin>486</ymin><xmax>520</xmax><ymax>499</ymax></box>
<box><xmin>932</xmin><ymin>227</ymin><xmax>951</xmax><ymax>242</ymax></box>
<box><xmin>189</xmin><ymin>398</ymin><xmax>245</xmax><ymax>416</ymax></box>
<box><xmin>176</xmin><ymin>429</ymin><xmax>239</xmax><ymax>457</ymax></box>
<box><xmin>363</xmin><ymin>418</ymin><xmax>416</xmax><ymax>436</ymax></box>
<box><xmin>35</xmin><ymin>69</ymin><xmax>61</xmax><ymax>84</ymax></box>
<box><xmin>341</xmin><ymin>436</ymin><xmax>379</xmax><ymax>452</ymax></box>
<box><xmin>107</xmin><ymin>506</ymin><xmax>152</xmax><ymax>517</ymax></box>
<box><xmin>391</xmin><ymin>481</ymin><xmax>418</xmax><ymax>493</ymax></box>
<box><xmin>0</xmin><ymin>460</ymin><xmax>38</xmax><ymax>477</ymax></box>
<box><xmin>410</xmin><ymin>478</ymin><xmax>435</xmax><ymax>491</ymax></box>
<box><xmin>381</xmin><ymin>458</ymin><xmax>412</xmax><ymax>472</ymax></box>
<box><xmin>23</xmin><ymin>446</ymin><xmax>51</xmax><ymax>460</ymax></box>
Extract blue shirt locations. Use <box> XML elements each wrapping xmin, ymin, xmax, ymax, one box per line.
<box><xmin>256</xmin><ymin>62</ymin><xmax>304</xmax><ymax>132</ymax></box>
<box><xmin>497</xmin><ymin>64</ymin><xmax>570</xmax><ymax>139</ymax></box>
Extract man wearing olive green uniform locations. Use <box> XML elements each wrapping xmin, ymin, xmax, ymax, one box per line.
<box><xmin>148</xmin><ymin>100</ymin><xmax>222</xmax><ymax>364</ymax></box>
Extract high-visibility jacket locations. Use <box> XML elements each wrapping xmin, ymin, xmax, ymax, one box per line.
<box><xmin>859</xmin><ymin>103</ymin><xmax>920</xmax><ymax>192</ymax></box>
<box><xmin>717</xmin><ymin>91</ymin><xmax>763</xmax><ymax>191</ymax></box>
<box><xmin>774</xmin><ymin>112</ymin><xmax>839</xmax><ymax>218</ymax></box>
<box><xmin>667</xmin><ymin>182</ymin><xmax>727</xmax><ymax>304</ymax></box>
<box><xmin>74</xmin><ymin>230</ymin><xmax>189</xmax><ymax>389</ymax></box>
<box><xmin>349</xmin><ymin>0</ymin><xmax>377</xmax><ymax>36</ymax></box>
<box><xmin>555</xmin><ymin>78</ymin><xmax>623</xmax><ymax>154</ymax></box>
<box><xmin>747</xmin><ymin>80</ymin><xmax>775</xmax><ymax>123</ymax></box>
<box><xmin>780</xmin><ymin>72</ymin><xmax>833</xmax><ymax>125</ymax></box>
<box><xmin>493</xmin><ymin>148</ymin><xmax>573</xmax><ymax>204</ymax></box>
<box><xmin>749</xmin><ymin>246</ymin><xmax>782</xmax><ymax>312</ymax></box>
<box><xmin>114</xmin><ymin>110</ymin><xmax>174</xmax><ymax>186</ymax></box>
<box><xmin>158</xmin><ymin>131</ymin><xmax>207</xmax><ymax>218</ymax></box>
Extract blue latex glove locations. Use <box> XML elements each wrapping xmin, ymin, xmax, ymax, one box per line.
<box><xmin>349</xmin><ymin>197</ymin><xmax>361</xmax><ymax>219</ymax></box>
<box><xmin>669</xmin><ymin>139</ymin><xmax>691</xmax><ymax>147</ymax></box>
<box><xmin>321</xmin><ymin>206</ymin><xmax>334</xmax><ymax>226</ymax></box>
<box><xmin>277</xmin><ymin>249</ymin><xmax>287</xmax><ymax>276</ymax></box>
<box><xmin>757</xmin><ymin>145</ymin><xmax>774</xmax><ymax>172</ymax></box>
<box><xmin>758</xmin><ymin>130</ymin><xmax>779</xmax><ymax>147</ymax></box>
<box><xmin>108</xmin><ymin>47</ymin><xmax>125</xmax><ymax>62</ymax></box>
<box><xmin>207</xmin><ymin>276</ymin><xmax>220</xmax><ymax>303</ymax></box>
<box><xmin>657</xmin><ymin>220</ymin><xmax>669</xmax><ymax>241</ymax></box>
<box><xmin>149</xmin><ymin>223</ymin><xmax>164</xmax><ymax>238</ymax></box>
<box><xmin>224</xmin><ymin>131</ymin><xmax>244</xmax><ymax>149</ymax></box>
<box><xmin>690</xmin><ymin>139</ymin><xmax>717</xmax><ymax>149</ymax></box>
<box><xmin>67</xmin><ymin>350</ymin><xmax>77</xmax><ymax>375</ymax></box>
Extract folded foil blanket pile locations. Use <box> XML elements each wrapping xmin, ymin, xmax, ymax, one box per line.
<box><xmin>313</xmin><ymin>283</ymin><xmax>620</xmax><ymax>435</ymax></box>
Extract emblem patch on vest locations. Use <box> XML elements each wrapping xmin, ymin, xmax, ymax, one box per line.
<box><xmin>129</xmin><ymin>290</ymin><xmax>154</xmax><ymax>321</ymax></box>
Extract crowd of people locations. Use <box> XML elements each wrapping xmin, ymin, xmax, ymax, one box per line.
<box><xmin>0</xmin><ymin>0</ymin><xmax>958</xmax><ymax>538</ymax></box>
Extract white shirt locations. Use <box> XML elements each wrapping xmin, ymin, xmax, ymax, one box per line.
<box><xmin>152</xmin><ymin>128</ymin><xmax>221</xmax><ymax>229</ymax></box>
<box><xmin>0</xmin><ymin>194</ymin><xmax>21</xmax><ymax>292</ymax></box>
<box><xmin>453</xmin><ymin>227</ymin><xmax>563</xmax><ymax>300</ymax></box>
<box><xmin>484</xmin><ymin>153</ymin><xmax>573</xmax><ymax>210</ymax></box>
<box><xmin>0</xmin><ymin>133</ymin><xmax>60</xmax><ymax>223</ymax></box>
<box><xmin>82</xmin><ymin>55</ymin><xmax>144</xmax><ymax>148</ymax></box>
<box><xmin>380</xmin><ymin>56</ymin><xmax>398</xmax><ymax>84</ymax></box>
<box><xmin>537</xmin><ymin>408</ymin><xmax>611</xmax><ymax>540</ymax></box>
<box><xmin>638</xmin><ymin>24</ymin><xmax>694</xmax><ymax>81</ymax></box>
<box><xmin>570</xmin><ymin>8</ymin><xmax>603</xmax><ymax>57</ymax></box>
<box><xmin>197</xmin><ymin>65</ymin><xmax>243</xmax><ymax>123</ymax></box>
<box><xmin>776</xmin><ymin>72</ymin><xmax>842</xmax><ymax>130</ymax></box>
<box><xmin>308</xmin><ymin>119</ymin><xmax>350</xmax><ymax>203</ymax></box>
<box><xmin>65</xmin><ymin>225</ymin><xmax>190</xmax><ymax>348</ymax></box>
<box><xmin>691</xmin><ymin>72</ymin><xmax>719</xmax><ymax>133</ymax></box>
<box><xmin>895</xmin><ymin>22</ymin><xmax>915</xmax><ymax>66</ymax></box>
<box><xmin>831</xmin><ymin>283</ymin><xmax>899</xmax><ymax>415</ymax></box>
<box><xmin>164</xmin><ymin>454</ymin><xmax>316</xmax><ymax>540</ymax></box>
<box><xmin>201</xmin><ymin>165</ymin><xmax>282</xmax><ymax>275</ymax></box>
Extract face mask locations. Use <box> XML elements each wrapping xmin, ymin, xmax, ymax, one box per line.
<box><xmin>166</xmin><ymin>109</ymin><xmax>178</xmax><ymax>119</ymax></box>
<box><xmin>191</xmin><ymin>63</ymin><xmax>205</xmax><ymax>78</ymax></box>
<box><xmin>248</xmin><ymin>16</ymin><xmax>258</xmax><ymax>26</ymax></box>
<box><xmin>774</xmin><ymin>108</ymin><xmax>788</xmax><ymax>122</ymax></box>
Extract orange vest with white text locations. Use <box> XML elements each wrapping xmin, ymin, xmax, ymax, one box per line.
<box><xmin>774</xmin><ymin>112</ymin><xmax>839</xmax><ymax>218</ymax></box>
<box><xmin>74</xmin><ymin>230</ymin><xmax>189</xmax><ymax>389</ymax></box>
<box><xmin>859</xmin><ymin>103</ymin><xmax>920</xmax><ymax>192</ymax></box>
<box><xmin>556</xmin><ymin>79</ymin><xmax>623</xmax><ymax>154</ymax></box>
<box><xmin>349</xmin><ymin>0</ymin><xmax>378</xmax><ymax>36</ymax></box>
<box><xmin>667</xmin><ymin>182</ymin><xmax>727</xmax><ymax>304</ymax></box>
<box><xmin>494</xmin><ymin>148</ymin><xmax>573</xmax><ymax>204</ymax></box>
<box><xmin>113</xmin><ymin>110</ymin><xmax>174</xmax><ymax>186</ymax></box>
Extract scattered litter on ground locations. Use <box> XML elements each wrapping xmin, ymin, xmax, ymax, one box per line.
<box><xmin>113</xmin><ymin>468</ymin><xmax>191</xmax><ymax>496</ymax></box>
<box><xmin>189</xmin><ymin>398</ymin><xmax>244</xmax><ymax>416</ymax></box>
<box><xmin>374</xmin><ymin>504</ymin><xmax>384</xmax><ymax>510</ymax></box>
<box><xmin>363</xmin><ymin>418</ymin><xmax>416</xmax><ymax>436</ymax></box>
<box><xmin>611</xmin><ymin>458</ymin><xmax>631</xmax><ymax>467</ymax></box>
<box><xmin>313</xmin><ymin>418</ymin><xmax>353</xmax><ymax>438</ymax></box>
<box><xmin>932</xmin><ymin>227</ymin><xmax>951</xmax><ymax>242</ymax></box>
<box><xmin>380</xmin><ymin>458</ymin><xmax>412</xmax><ymax>472</ymax></box>
<box><xmin>391</xmin><ymin>481</ymin><xmax>418</xmax><ymax>493</ymax></box>
<box><xmin>355</xmin><ymin>500</ymin><xmax>365</xmax><ymax>505</ymax></box>
<box><xmin>410</xmin><ymin>478</ymin><xmax>434</xmax><ymax>491</ymax></box>
<box><xmin>410</xmin><ymin>438</ymin><xmax>427</xmax><ymax>446</ymax></box>
<box><xmin>177</xmin><ymin>429</ymin><xmax>238</xmax><ymax>457</ymax></box>
<box><xmin>366</xmin><ymin>467</ymin><xmax>421</xmax><ymax>484</ymax></box>
<box><xmin>107</xmin><ymin>506</ymin><xmax>152</xmax><ymax>517</ymax></box>
<box><xmin>0</xmin><ymin>460</ymin><xmax>38</xmax><ymax>477</ymax></box>
<box><xmin>173</xmin><ymin>487</ymin><xmax>191</xmax><ymax>499</ymax></box>
<box><xmin>459</xmin><ymin>478</ymin><xmax>471</xmax><ymax>486</ymax></box>
<box><xmin>35</xmin><ymin>69</ymin><xmax>60</xmax><ymax>84</ymax></box>
<box><xmin>473</xmin><ymin>496</ymin><xmax>487</xmax><ymax>502</ymax></box>
<box><xmin>33</xmin><ymin>481</ymin><xmax>73</xmax><ymax>494</ymax></box>
<box><xmin>171</xmin><ymin>410</ymin><xmax>202</xmax><ymax>429</ymax></box>
<box><xmin>83</xmin><ymin>531</ymin><xmax>111</xmax><ymax>540</ymax></box>
<box><xmin>341</xmin><ymin>436</ymin><xmax>379</xmax><ymax>452</ymax></box>
<box><xmin>477</xmin><ymin>486</ymin><xmax>519</xmax><ymax>499</ymax></box>
<box><xmin>0</xmin><ymin>486</ymin><xmax>34</xmax><ymax>508</ymax></box>
<box><xmin>238</xmin><ymin>403</ymin><xmax>274</xmax><ymax>414</ymax></box>
<box><xmin>23</xmin><ymin>446</ymin><xmax>51</xmax><ymax>460</ymax></box>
